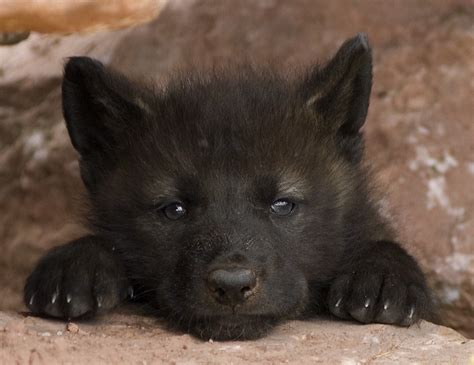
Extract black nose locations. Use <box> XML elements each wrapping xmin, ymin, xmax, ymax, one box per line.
<box><xmin>207</xmin><ymin>268</ymin><xmax>257</xmax><ymax>306</ymax></box>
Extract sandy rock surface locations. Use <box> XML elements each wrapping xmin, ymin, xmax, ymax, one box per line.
<box><xmin>0</xmin><ymin>0</ymin><xmax>167</xmax><ymax>33</ymax></box>
<box><xmin>0</xmin><ymin>311</ymin><xmax>472</xmax><ymax>365</ymax></box>
<box><xmin>0</xmin><ymin>0</ymin><xmax>473</xmax><ymax>339</ymax></box>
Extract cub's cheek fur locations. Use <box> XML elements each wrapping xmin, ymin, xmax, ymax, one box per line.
<box><xmin>23</xmin><ymin>33</ymin><xmax>435</xmax><ymax>341</ymax></box>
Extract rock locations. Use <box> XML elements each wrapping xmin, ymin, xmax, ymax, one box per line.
<box><xmin>66</xmin><ymin>322</ymin><xmax>79</xmax><ymax>334</ymax></box>
<box><xmin>0</xmin><ymin>31</ymin><xmax>30</xmax><ymax>45</ymax></box>
<box><xmin>0</xmin><ymin>0</ymin><xmax>473</xmax><ymax>338</ymax></box>
<box><xmin>0</xmin><ymin>0</ymin><xmax>168</xmax><ymax>33</ymax></box>
<box><xmin>0</xmin><ymin>311</ymin><xmax>472</xmax><ymax>364</ymax></box>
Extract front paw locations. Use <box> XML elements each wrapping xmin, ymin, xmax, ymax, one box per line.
<box><xmin>328</xmin><ymin>272</ymin><xmax>431</xmax><ymax>326</ymax></box>
<box><xmin>24</xmin><ymin>236</ymin><xmax>130</xmax><ymax>319</ymax></box>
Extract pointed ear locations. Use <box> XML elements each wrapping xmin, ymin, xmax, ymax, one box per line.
<box><xmin>304</xmin><ymin>33</ymin><xmax>372</xmax><ymax>161</ymax></box>
<box><xmin>62</xmin><ymin>57</ymin><xmax>148</xmax><ymax>159</ymax></box>
<box><xmin>62</xmin><ymin>57</ymin><xmax>151</xmax><ymax>190</ymax></box>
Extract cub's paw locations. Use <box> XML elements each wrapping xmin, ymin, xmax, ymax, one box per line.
<box><xmin>24</xmin><ymin>237</ymin><xmax>130</xmax><ymax>319</ymax></box>
<box><xmin>327</xmin><ymin>271</ymin><xmax>433</xmax><ymax>326</ymax></box>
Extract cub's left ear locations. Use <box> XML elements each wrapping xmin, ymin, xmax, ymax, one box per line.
<box><xmin>62</xmin><ymin>57</ymin><xmax>149</xmax><ymax>159</ymax></box>
<box><xmin>62</xmin><ymin>57</ymin><xmax>152</xmax><ymax>191</ymax></box>
<box><xmin>303</xmin><ymin>33</ymin><xmax>372</xmax><ymax>161</ymax></box>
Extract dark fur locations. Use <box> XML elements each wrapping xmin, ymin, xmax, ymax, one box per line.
<box><xmin>24</xmin><ymin>34</ymin><xmax>435</xmax><ymax>340</ymax></box>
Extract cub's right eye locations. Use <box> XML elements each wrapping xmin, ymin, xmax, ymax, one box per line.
<box><xmin>162</xmin><ymin>202</ymin><xmax>187</xmax><ymax>220</ymax></box>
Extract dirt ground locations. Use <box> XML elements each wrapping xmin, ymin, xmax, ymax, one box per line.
<box><xmin>1</xmin><ymin>310</ymin><xmax>473</xmax><ymax>364</ymax></box>
<box><xmin>0</xmin><ymin>0</ymin><xmax>473</xmax><ymax>361</ymax></box>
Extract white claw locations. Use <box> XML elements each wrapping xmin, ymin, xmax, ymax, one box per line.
<box><xmin>97</xmin><ymin>296</ymin><xmax>102</xmax><ymax>308</ymax></box>
<box><xmin>51</xmin><ymin>292</ymin><xmax>58</xmax><ymax>304</ymax></box>
<box><xmin>128</xmin><ymin>287</ymin><xmax>134</xmax><ymax>299</ymax></box>
<box><xmin>408</xmin><ymin>306</ymin><xmax>415</xmax><ymax>319</ymax></box>
<box><xmin>364</xmin><ymin>299</ymin><xmax>371</xmax><ymax>308</ymax></box>
<box><xmin>66</xmin><ymin>294</ymin><xmax>72</xmax><ymax>304</ymax></box>
<box><xmin>335</xmin><ymin>298</ymin><xmax>342</xmax><ymax>308</ymax></box>
<box><xmin>29</xmin><ymin>294</ymin><xmax>35</xmax><ymax>306</ymax></box>
<box><xmin>383</xmin><ymin>301</ymin><xmax>390</xmax><ymax>311</ymax></box>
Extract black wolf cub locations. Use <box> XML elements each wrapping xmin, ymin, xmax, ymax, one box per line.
<box><xmin>25</xmin><ymin>34</ymin><xmax>434</xmax><ymax>340</ymax></box>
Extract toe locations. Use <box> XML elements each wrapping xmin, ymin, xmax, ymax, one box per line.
<box><xmin>328</xmin><ymin>274</ymin><xmax>352</xmax><ymax>319</ymax></box>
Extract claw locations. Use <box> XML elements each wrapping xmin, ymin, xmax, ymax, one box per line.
<box><xmin>383</xmin><ymin>301</ymin><xmax>390</xmax><ymax>311</ymax></box>
<box><xmin>364</xmin><ymin>299</ymin><xmax>370</xmax><ymax>308</ymax></box>
<box><xmin>66</xmin><ymin>294</ymin><xmax>72</xmax><ymax>304</ymax></box>
<box><xmin>97</xmin><ymin>296</ymin><xmax>103</xmax><ymax>308</ymax></box>
<box><xmin>29</xmin><ymin>294</ymin><xmax>35</xmax><ymax>306</ymax></box>
<box><xmin>335</xmin><ymin>298</ymin><xmax>342</xmax><ymax>308</ymax></box>
<box><xmin>51</xmin><ymin>292</ymin><xmax>58</xmax><ymax>304</ymax></box>
<box><xmin>128</xmin><ymin>286</ymin><xmax>134</xmax><ymax>299</ymax></box>
<box><xmin>408</xmin><ymin>306</ymin><xmax>415</xmax><ymax>319</ymax></box>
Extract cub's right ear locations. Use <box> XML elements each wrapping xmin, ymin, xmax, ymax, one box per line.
<box><xmin>62</xmin><ymin>57</ymin><xmax>147</xmax><ymax>159</ymax></box>
<box><xmin>302</xmin><ymin>34</ymin><xmax>372</xmax><ymax>163</ymax></box>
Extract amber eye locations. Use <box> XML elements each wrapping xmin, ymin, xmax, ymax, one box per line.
<box><xmin>270</xmin><ymin>199</ymin><xmax>296</xmax><ymax>216</ymax></box>
<box><xmin>162</xmin><ymin>202</ymin><xmax>187</xmax><ymax>220</ymax></box>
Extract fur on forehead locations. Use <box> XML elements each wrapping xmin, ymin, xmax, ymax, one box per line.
<box><xmin>145</xmin><ymin>67</ymin><xmax>313</xmax><ymax>137</ymax></box>
<box><xmin>135</xmin><ymin>68</ymin><xmax>333</xmax><ymax>166</ymax></box>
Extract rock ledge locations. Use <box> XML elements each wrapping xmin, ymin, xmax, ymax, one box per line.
<box><xmin>0</xmin><ymin>311</ymin><xmax>472</xmax><ymax>364</ymax></box>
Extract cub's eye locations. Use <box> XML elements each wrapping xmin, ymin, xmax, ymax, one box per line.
<box><xmin>162</xmin><ymin>202</ymin><xmax>187</xmax><ymax>220</ymax></box>
<box><xmin>270</xmin><ymin>199</ymin><xmax>296</xmax><ymax>216</ymax></box>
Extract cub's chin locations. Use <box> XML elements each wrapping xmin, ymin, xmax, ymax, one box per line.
<box><xmin>185</xmin><ymin>315</ymin><xmax>280</xmax><ymax>341</ymax></box>
<box><xmin>163</xmin><ymin>296</ymin><xmax>309</xmax><ymax>340</ymax></box>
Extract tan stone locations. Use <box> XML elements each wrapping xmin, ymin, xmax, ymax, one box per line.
<box><xmin>0</xmin><ymin>0</ymin><xmax>167</xmax><ymax>33</ymax></box>
<box><xmin>0</xmin><ymin>311</ymin><xmax>472</xmax><ymax>364</ymax></box>
<box><xmin>0</xmin><ymin>0</ymin><xmax>473</xmax><ymax>340</ymax></box>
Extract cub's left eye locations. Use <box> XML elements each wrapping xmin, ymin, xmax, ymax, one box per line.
<box><xmin>270</xmin><ymin>199</ymin><xmax>296</xmax><ymax>216</ymax></box>
<box><xmin>162</xmin><ymin>202</ymin><xmax>187</xmax><ymax>220</ymax></box>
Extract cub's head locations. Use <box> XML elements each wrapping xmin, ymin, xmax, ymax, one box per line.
<box><xmin>62</xmin><ymin>34</ymin><xmax>373</xmax><ymax>340</ymax></box>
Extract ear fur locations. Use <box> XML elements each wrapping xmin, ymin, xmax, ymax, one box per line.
<box><xmin>303</xmin><ymin>33</ymin><xmax>373</xmax><ymax>162</ymax></box>
<box><xmin>62</xmin><ymin>57</ymin><xmax>148</xmax><ymax>158</ymax></box>
<box><xmin>62</xmin><ymin>57</ymin><xmax>150</xmax><ymax>189</ymax></box>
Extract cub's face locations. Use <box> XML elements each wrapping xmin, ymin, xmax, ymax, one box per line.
<box><xmin>62</xmin><ymin>34</ymin><xmax>372</xmax><ymax>339</ymax></box>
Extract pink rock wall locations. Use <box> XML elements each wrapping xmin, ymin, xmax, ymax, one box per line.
<box><xmin>0</xmin><ymin>0</ymin><xmax>472</xmax><ymax>337</ymax></box>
